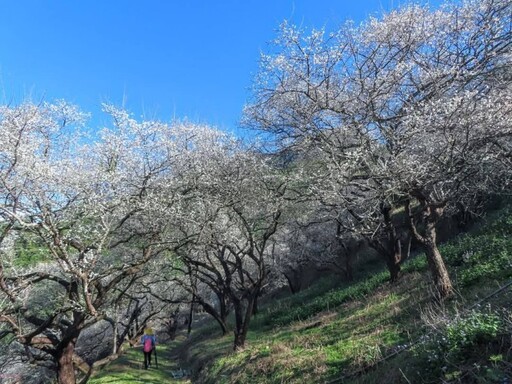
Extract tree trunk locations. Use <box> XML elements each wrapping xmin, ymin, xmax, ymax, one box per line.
<box><xmin>112</xmin><ymin>303</ymin><xmax>118</xmax><ymax>355</ymax></box>
<box><xmin>382</xmin><ymin>201</ymin><xmax>402</xmax><ymax>283</ymax></box>
<box><xmin>187</xmin><ymin>295</ymin><xmax>194</xmax><ymax>336</ymax></box>
<box><xmin>386</xmin><ymin>249</ymin><xmax>401</xmax><ymax>283</ymax></box>
<box><xmin>406</xmin><ymin>198</ymin><xmax>453</xmax><ymax>299</ymax></box>
<box><xmin>232</xmin><ymin>294</ymin><xmax>256</xmax><ymax>351</ymax></box>
<box><xmin>201</xmin><ymin>301</ymin><xmax>229</xmax><ymax>335</ymax></box>
<box><xmin>424</xmin><ymin>223</ymin><xmax>453</xmax><ymax>299</ymax></box>
<box><xmin>369</xmin><ymin>238</ymin><xmax>401</xmax><ymax>283</ymax></box>
<box><xmin>336</xmin><ymin>223</ymin><xmax>353</xmax><ymax>282</ymax></box>
<box><xmin>232</xmin><ymin>299</ymin><xmax>245</xmax><ymax>351</ymax></box>
<box><xmin>216</xmin><ymin>289</ymin><xmax>230</xmax><ymax>331</ymax></box>
<box><xmin>252</xmin><ymin>290</ymin><xmax>260</xmax><ymax>316</ymax></box>
<box><xmin>166</xmin><ymin>308</ymin><xmax>180</xmax><ymax>340</ymax></box>
<box><xmin>283</xmin><ymin>270</ymin><xmax>301</xmax><ymax>294</ymax></box>
<box><xmin>233</xmin><ymin>330</ymin><xmax>246</xmax><ymax>351</ymax></box>
<box><xmin>58</xmin><ymin>340</ymin><xmax>77</xmax><ymax>384</ymax></box>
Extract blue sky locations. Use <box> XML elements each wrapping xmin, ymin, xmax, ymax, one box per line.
<box><xmin>0</xmin><ymin>1</ymin><xmax>442</xmax><ymax>134</ymax></box>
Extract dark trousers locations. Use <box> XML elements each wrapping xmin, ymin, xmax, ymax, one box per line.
<box><xmin>144</xmin><ymin>350</ymin><xmax>153</xmax><ymax>369</ymax></box>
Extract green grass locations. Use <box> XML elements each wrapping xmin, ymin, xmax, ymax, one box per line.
<box><xmin>89</xmin><ymin>343</ymin><xmax>191</xmax><ymax>384</ymax></box>
<box><xmin>92</xmin><ymin>203</ymin><xmax>512</xmax><ymax>383</ymax></box>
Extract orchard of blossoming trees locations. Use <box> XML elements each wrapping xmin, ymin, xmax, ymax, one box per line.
<box><xmin>1</xmin><ymin>0</ymin><xmax>511</xmax><ymax>383</ymax></box>
<box><xmin>244</xmin><ymin>0</ymin><xmax>512</xmax><ymax>298</ymax></box>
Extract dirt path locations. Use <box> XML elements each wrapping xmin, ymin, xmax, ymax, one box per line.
<box><xmin>89</xmin><ymin>343</ymin><xmax>191</xmax><ymax>384</ymax></box>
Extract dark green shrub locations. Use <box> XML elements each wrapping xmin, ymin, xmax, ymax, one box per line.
<box><xmin>418</xmin><ymin>308</ymin><xmax>505</xmax><ymax>382</ymax></box>
<box><xmin>443</xmin><ymin>310</ymin><xmax>502</xmax><ymax>358</ymax></box>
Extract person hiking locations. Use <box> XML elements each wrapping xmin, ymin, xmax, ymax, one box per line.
<box><xmin>141</xmin><ymin>327</ymin><xmax>156</xmax><ymax>369</ymax></box>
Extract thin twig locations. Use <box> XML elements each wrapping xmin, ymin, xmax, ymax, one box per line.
<box><xmin>399</xmin><ymin>368</ymin><xmax>412</xmax><ymax>384</ymax></box>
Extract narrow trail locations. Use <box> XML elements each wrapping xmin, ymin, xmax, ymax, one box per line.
<box><xmin>89</xmin><ymin>341</ymin><xmax>192</xmax><ymax>384</ymax></box>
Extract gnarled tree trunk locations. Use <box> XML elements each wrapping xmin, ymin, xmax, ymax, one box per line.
<box><xmin>201</xmin><ymin>300</ymin><xmax>229</xmax><ymax>335</ymax></box>
<box><xmin>406</xmin><ymin>198</ymin><xmax>453</xmax><ymax>299</ymax></box>
<box><xmin>57</xmin><ymin>340</ymin><xmax>77</xmax><ymax>384</ymax></box>
<box><xmin>232</xmin><ymin>292</ymin><xmax>257</xmax><ymax>351</ymax></box>
<box><xmin>424</xmin><ymin>219</ymin><xmax>453</xmax><ymax>299</ymax></box>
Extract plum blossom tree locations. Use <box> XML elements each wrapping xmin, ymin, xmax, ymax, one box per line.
<box><xmin>162</xmin><ymin>139</ymin><xmax>291</xmax><ymax>350</ymax></box>
<box><xmin>0</xmin><ymin>102</ymin><xmax>223</xmax><ymax>383</ymax></box>
<box><xmin>244</xmin><ymin>0</ymin><xmax>512</xmax><ymax>298</ymax></box>
<box><xmin>349</xmin><ymin>0</ymin><xmax>512</xmax><ymax>297</ymax></box>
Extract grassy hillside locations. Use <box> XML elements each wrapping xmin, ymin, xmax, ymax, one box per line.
<box><xmin>91</xmin><ymin>204</ymin><xmax>512</xmax><ymax>383</ymax></box>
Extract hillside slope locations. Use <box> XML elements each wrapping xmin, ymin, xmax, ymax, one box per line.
<box><xmin>91</xmin><ymin>204</ymin><xmax>512</xmax><ymax>384</ymax></box>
